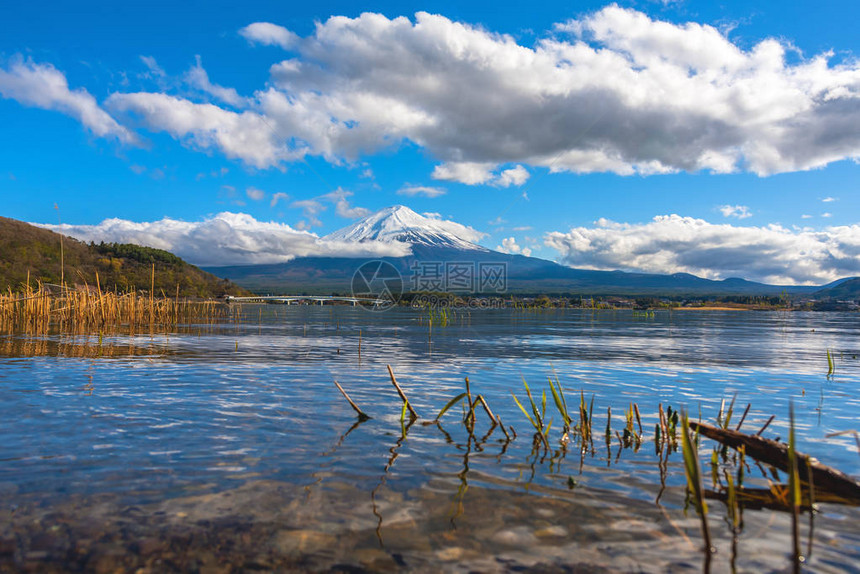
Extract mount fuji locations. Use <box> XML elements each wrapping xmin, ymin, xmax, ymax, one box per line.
<box><xmin>324</xmin><ymin>205</ymin><xmax>488</xmax><ymax>252</ymax></box>
<box><xmin>205</xmin><ymin>206</ymin><xmax>820</xmax><ymax>297</ymax></box>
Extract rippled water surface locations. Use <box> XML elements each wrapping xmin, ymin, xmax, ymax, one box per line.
<box><xmin>1</xmin><ymin>307</ymin><xmax>859</xmax><ymax>572</ymax></box>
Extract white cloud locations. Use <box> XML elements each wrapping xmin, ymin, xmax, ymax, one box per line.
<box><xmin>255</xmin><ymin>9</ymin><xmax>860</xmax><ymax>177</ymax></box>
<box><xmin>495</xmin><ymin>165</ymin><xmax>530</xmax><ymax>187</ymax></box>
<box><xmin>431</xmin><ymin>162</ymin><xmax>495</xmax><ymax>185</ymax></box>
<box><xmin>801</xmin><ymin>214</ymin><xmax>813</xmax><ymax>219</ymax></box>
<box><xmin>397</xmin><ymin>185</ymin><xmax>447</xmax><ymax>198</ymax></box>
<box><xmin>291</xmin><ymin>199</ymin><xmax>326</xmax><ymax>227</ymax></box>
<box><xmin>15</xmin><ymin>8</ymin><xmax>860</xmax><ymax>179</ymax></box>
<box><xmin>496</xmin><ymin>236</ymin><xmax>531</xmax><ymax>257</ymax></box>
<box><xmin>106</xmin><ymin>92</ymin><xmax>295</xmax><ymax>169</ymax></box>
<box><xmin>0</xmin><ymin>57</ymin><xmax>136</xmax><ymax>144</ymax></box>
<box><xmin>719</xmin><ymin>204</ymin><xmax>752</xmax><ymax>219</ymax></box>
<box><xmin>37</xmin><ymin>212</ymin><xmax>410</xmax><ymax>267</ymax></box>
<box><xmin>545</xmin><ymin>215</ymin><xmax>860</xmax><ymax>285</ymax></box>
<box><xmin>246</xmin><ymin>186</ymin><xmax>265</xmax><ymax>201</ymax></box>
<box><xmin>822</xmin><ymin>212</ymin><xmax>833</xmax><ymax>218</ymax></box>
<box><xmin>289</xmin><ymin>188</ymin><xmax>371</xmax><ymax>225</ymax></box>
<box><xmin>822</xmin><ymin>196</ymin><xmax>838</xmax><ymax>203</ymax></box>
<box><xmin>431</xmin><ymin>162</ymin><xmax>531</xmax><ymax>186</ymax></box>
<box><xmin>334</xmin><ymin>197</ymin><xmax>370</xmax><ymax>219</ymax></box>
<box><xmin>270</xmin><ymin>192</ymin><xmax>289</xmax><ymax>207</ymax></box>
<box><xmin>185</xmin><ymin>56</ymin><xmax>245</xmax><ymax>107</ymax></box>
<box><xmin>239</xmin><ymin>22</ymin><xmax>299</xmax><ymax>50</ymax></box>
<box><xmin>318</xmin><ymin>188</ymin><xmax>370</xmax><ymax>219</ymax></box>
<box><xmin>139</xmin><ymin>56</ymin><xmax>166</xmax><ymax>79</ymax></box>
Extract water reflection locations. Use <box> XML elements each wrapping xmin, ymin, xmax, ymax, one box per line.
<box><xmin>1</xmin><ymin>306</ymin><xmax>859</xmax><ymax>571</ymax></box>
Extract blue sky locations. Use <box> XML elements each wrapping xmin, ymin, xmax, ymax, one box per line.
<box><xmin>2</xmin><ymin>0</ymin><xmax>860</xmax><ymax>284</ymax></box>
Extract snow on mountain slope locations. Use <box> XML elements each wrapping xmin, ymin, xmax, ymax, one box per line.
<box><xmin>324</xmin><ymin>205</ymin><xmax>488</xmax><ymax>251</ymax></box>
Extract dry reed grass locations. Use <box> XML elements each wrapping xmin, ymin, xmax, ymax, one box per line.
<box><xmin>0</xmin><ymin>278</ymin><xmax>228</xmax><ymax>335</ymax></box>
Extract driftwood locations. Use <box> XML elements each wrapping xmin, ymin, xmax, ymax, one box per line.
<box><xmin>690</xmin><ymin>421</ymin><xmax>860</xmax><ymax>502</ymax></box>
<box><xmin>705</xmin><ymin>486</ymin><xmax>858</xmax><ymax>511</ymax></box>
<box><xmin>333</xmin><ymin>380</ymin><xmax>371</xmax><ymax>421</ymax></box>
<box><xmin>387</xmin><ymin>364</ymin><xmax>419</xmax><ymax>419</ymax></box>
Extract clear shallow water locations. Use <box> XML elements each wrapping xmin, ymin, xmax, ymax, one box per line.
<box><xmin>1</xmin><ymin>307</ymin><xmax>859</xmax><ymax>572</ymax></box>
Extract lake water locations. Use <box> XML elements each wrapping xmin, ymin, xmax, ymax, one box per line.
<box><xmin>1</xmin><ymin>306</ymin><xmax>859</xmax><ymax>572</ymax></box>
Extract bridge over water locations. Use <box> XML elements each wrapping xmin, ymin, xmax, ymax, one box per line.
<box><xmin>224</xmin><ymin>295</ymin><xmax>389</xmax><ymax>306</ymax></box>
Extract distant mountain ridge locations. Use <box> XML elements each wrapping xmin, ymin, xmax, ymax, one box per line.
<box><xmin>812</xmin><ymin>277</ymin><xmax>860</xmax><ymax>300</ymax></box>
<box><xmin>0</xmin><ymin>216</ymin><xmax>249</xmax><ymax>297</ymax></box>
<box><xmin>207</xmin><ymin>206</ymin><xmax>830</xmax><ymax>297</ymax></box>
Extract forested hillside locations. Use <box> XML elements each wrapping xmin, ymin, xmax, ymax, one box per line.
<box><xmin>0</xmin><ymin>216</ymin><xmax>249</xmax><ymax>298</ymax></box>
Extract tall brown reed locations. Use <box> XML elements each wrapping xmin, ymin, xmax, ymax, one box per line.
<box><xmin>0</xmin><ymin>283</ymin><xmax>228</xmax><ymax>334</ymax></box>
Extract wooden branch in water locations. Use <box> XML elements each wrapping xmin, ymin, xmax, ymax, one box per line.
<box><xmin>705</xmin><ymin>486</ymin><xmax>858</xmax><ymax>511</ymax></box>
<box><xmin>691</xmin><ymin>421</ymin><xmax>860</xmax><ymax>501</ymax></box>
<box><xmin>477</xmin><ymin>395</ymin><xmax>498</xmax><ymax>426</ymax></box>
<box><xmin>333</xmin><ymin>380</ymin><xmax>370</xmax><ymax>421</ymax></box>
<box><xmin>387</xmin><ymin>364</ymin><xmax>419</xmax><ymax>419</ymax></box>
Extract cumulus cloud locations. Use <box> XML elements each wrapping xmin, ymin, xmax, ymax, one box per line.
<box><xmin>13</xmin><ymin>8</ymin><xmax>860</xmax><ymax>180</ymax></box>
<box><xmin>719</xmin><ymin>204</ymin><xmax>752</xmax><ymax>219</ymax></box>
<box><xmin>185</xmin><ymin>56</ymin><xmax>245</xmax><ymax>107</ymax></box>
<box><xmin>239</xmin><ymin>22</ymin><xmax>299</xmax><ymax>49</ymax></box>
<box><xmin>37</xmin><ymin>212</ymin><xmax>410</xmax><ymax>267</ymax></box>
<box><xmin>258</xmin><ymin>9</ymin><xmax>860</xmax><ymax>177</ymax></box>
<box><xmin>431</xmin><ymin>162</ymin><xmax>495</xmax><ymax>185</ymax></box>
<box><xmin>545</xmin><ymin>215</ymin><xmax>860</xmax><ymax>285</ymax></box>
<box><xmin>495</xmin><ymin>165</ymin><xmax>530</xmax><ymax>188</ymax></box>
<box><xmin>0</xmin><ymin>57</ymin><xmax>136</xmax><ymax>144</ymax></box>
<box><xmin>822</xmin><ymin>196</ymin><xmax>838</xmax><ymax>203</ymax></box>
<box><xmin>106</xmin><ymin>92</ymin><xmax>295</xmax><ymax>169</ymax></box>
<box><xmin>431</xmin><ymin>162</ymin><xmax>531</xmax><ymax>186</ymax></box>
<box><xmin>496</xmin><ymin>236</ymin><xmax>532</xmax><ymax>257</ymax></box>
<box><xmin>397</xmin><ymin>185</ymin><xmax>446</xmax><ymax>198</ymax></box>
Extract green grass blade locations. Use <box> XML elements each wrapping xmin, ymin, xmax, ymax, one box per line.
<box><xmin>512</xmin><ymin>392</ymin><xmax>537</xmax><ymax>429</ymax></box>
<box><xmin>554</xmin><ymin>372</ymin><xmax>568</xmax><ymax>414</ymax></box>
<box><xmin>788</xmin><ymin>402</ymin><xmax>802</xmax><ymax>570</ymax></box>
<box><xmin>681</xmin><ymin>411</ymin><xmax>712</xmax><ymax>563</ymax></box>
<box><xmin>436</xmin><ymin>392</ymin><xmax>467</xmax><ymax>421</ymax></box>
<box><xmin>522</xmin><ymin>378</ymin><xmax>542</xmax><ymax>423</ymax></box>
<box><xmin>548</xmin><ymin>378</ymin><xmax>571</xmax><ymax>426</ymax></box>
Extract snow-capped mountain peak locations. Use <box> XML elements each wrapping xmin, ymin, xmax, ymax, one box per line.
<box><xmin>324</xmin><ymin>205</ymin><xmax>488</xmax><ymax>251</ymax></box>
